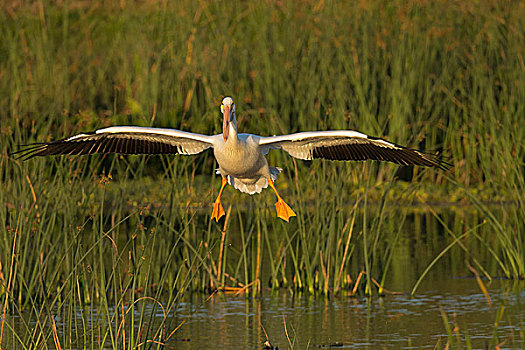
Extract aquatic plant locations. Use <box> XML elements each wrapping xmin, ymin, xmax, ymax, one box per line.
<box><xmin>0</xmin><ymin>0</ymin><xmax>523</xmax><ymax>348</ymax></box>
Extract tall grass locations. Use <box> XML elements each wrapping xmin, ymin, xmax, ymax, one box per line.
<box><xmin>1</xmin><ymin>0</ymin><xmax>523</xmax><ymax>189</ymax></box>
<box><xmin>0</xmin><ymin>0</ymin><xmax>524</xmax><ymax>347</ymax></box>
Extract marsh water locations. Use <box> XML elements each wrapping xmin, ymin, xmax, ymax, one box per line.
<box><xmin>6</xmin><ymin>271</ymin><xmax>524</xmax><ymax>349</ymax></box>
<box><xmin>168</xmin><ymin>279</ymin><xmax>523</xmax><ymax>349</ymax></box>
<box><xmin>3</xmin><ymin>204</ymin><xmax>524</xmax><ymax>349</ymax></box>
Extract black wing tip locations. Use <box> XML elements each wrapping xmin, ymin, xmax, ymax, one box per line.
<box><xmin>411</xmin><ymin>149</ymin><xmax>452</xmax><ymax>171</ymax></box>
<box><xmin>311</xmin><ymin>139</ymin><xmax>452</xmax><ymax>171</ymax></box>
<box><xmin>431</xmin><ymin>156</ymin><xmax>453</xmax><ymax>171</ymax></box>
<box><xmin>9</xmin><ymin>144</ymin><xmax>47</xmax><ymax>160</ymax></box>
<box><xmin>10</xmin><ymin>131</ymin><xmax>186</xmax><ymax>160</ymax></box>
<box><xmin>421</xmin><ymin>158</ymin><xmax>452</xmax><ymax>171</ymax></box>
<box><xmin>393</xmin><ymin>149</ymin><xmax>451</xmax><ymax>171</ymax></box>
<box><xmin>8</xmin><ymin>132</ymin><xmax>92</xmax><ymax>160</ymax></box>
<box><xmin>368</xmin><ymin>136</ymin><xmax>452</xmax><ymax>170</ymax></box>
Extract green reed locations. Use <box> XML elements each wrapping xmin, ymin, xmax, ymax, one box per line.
<box><xmin>1</xmin><ymin>0</ymin><xmax>523</xmax><ymax>190</ymax></box>
<box><xmin>1</xmin><ymin>0</ymin><xmax>524</xmax><ymax>348</ymax></box>
<box><xmin>1</xmin><ymin>158</ymin><xmax>524</xmax><ymax>347</ymax></box>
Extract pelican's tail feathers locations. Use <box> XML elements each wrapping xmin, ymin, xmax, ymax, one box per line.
<box><xmin>226</xmin><ymin>167</ymin><xmax>283</xmax><ymax>195</ymax></box>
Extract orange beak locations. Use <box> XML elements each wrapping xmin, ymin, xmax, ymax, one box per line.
<box><xmin>222</xmin><ymin>105</ymin><xmax>230</xmax><ymax>141</ymax></box>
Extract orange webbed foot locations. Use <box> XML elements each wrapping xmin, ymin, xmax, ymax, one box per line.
<box><xmin>211</xmin><ymin>200</ymin><xmax>225</xmax><ymax>221</ymax></box>
<box><xmin>212</xmin><ymin>177</ymin><xmax>228</xmax><ymax>221</ymax></box>
<box><xmin>274</xmin><ymin>198</ymin><xmax>296</xmax><ymax>222</ymax></box>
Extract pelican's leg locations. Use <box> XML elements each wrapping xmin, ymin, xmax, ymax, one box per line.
<box><xmin>212</xmin><ymin>177</ymin><xmax>228</xmax><ymax>221</ymax></box>
<box><xmin>268</xmin><ymin>179</ymin><xmax>296</xmax><ymax>222</ymax></box>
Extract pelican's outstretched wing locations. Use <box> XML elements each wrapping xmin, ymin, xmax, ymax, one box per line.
<box><xmin>12</xmin><ymin>126</ymin><xmax>215</xmax><ymax>159</ymax></box>
<box><xmin>258</xmin><ymin>130</ymin><xmax>449</xmax><ymax>170</ymax></box>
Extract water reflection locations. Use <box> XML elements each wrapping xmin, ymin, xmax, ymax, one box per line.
<box><xmin>5</xmin><ymin>283</ymin><xmax>522</xmax><ymax>349</ymax></box>
<box><xmin>2</xmin><ymin>204</ymin><xmax>523</xmax><ymax>349</ymax></box>
<box><xmin>171</xmin><ymin>281</ymin><xmax>523</xmax><ymax>349</ymax></box>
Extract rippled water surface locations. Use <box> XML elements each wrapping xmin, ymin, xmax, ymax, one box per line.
<box><xmin>169</xmin><ymin>280</ymin><xmax>523</xmax><ymax>349</ymax></box>
<box><xmin>6</xmin><ymin>280</ymin><xmax>523</xmax><ymax>349</ymax></box>
<box><xmin>3</xmin><ymin>206</ymin><xmax>524</xmax><ymax>349</ymax></box>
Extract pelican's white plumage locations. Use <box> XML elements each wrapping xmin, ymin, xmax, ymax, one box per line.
<box><xmin>14</xmin><ymin>97</ymin><xmax>448</xmax><ymax>221</ymax></box>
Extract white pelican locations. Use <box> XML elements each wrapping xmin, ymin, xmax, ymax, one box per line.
<box><xmin>14</xmin><ymin>97</ymin><xmax>448</xmax><ymax>222</ymax></box>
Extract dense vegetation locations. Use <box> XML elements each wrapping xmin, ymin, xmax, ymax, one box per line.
<box><xmin>0</xmin><ymin>1</ymin><xmax>523</xmax><ymax>348</ymax></box>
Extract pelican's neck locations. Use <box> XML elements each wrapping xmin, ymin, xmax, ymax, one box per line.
<box><xmin>225</xmin><ymin>113</ymin><xmax>239</xmax><ymax>145</ymax></box>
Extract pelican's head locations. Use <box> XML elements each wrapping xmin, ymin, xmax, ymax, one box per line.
<box><xmin>221</xmin><ymin>97</ymin><xmax>236</xmax><ymax>141</ymax></box>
